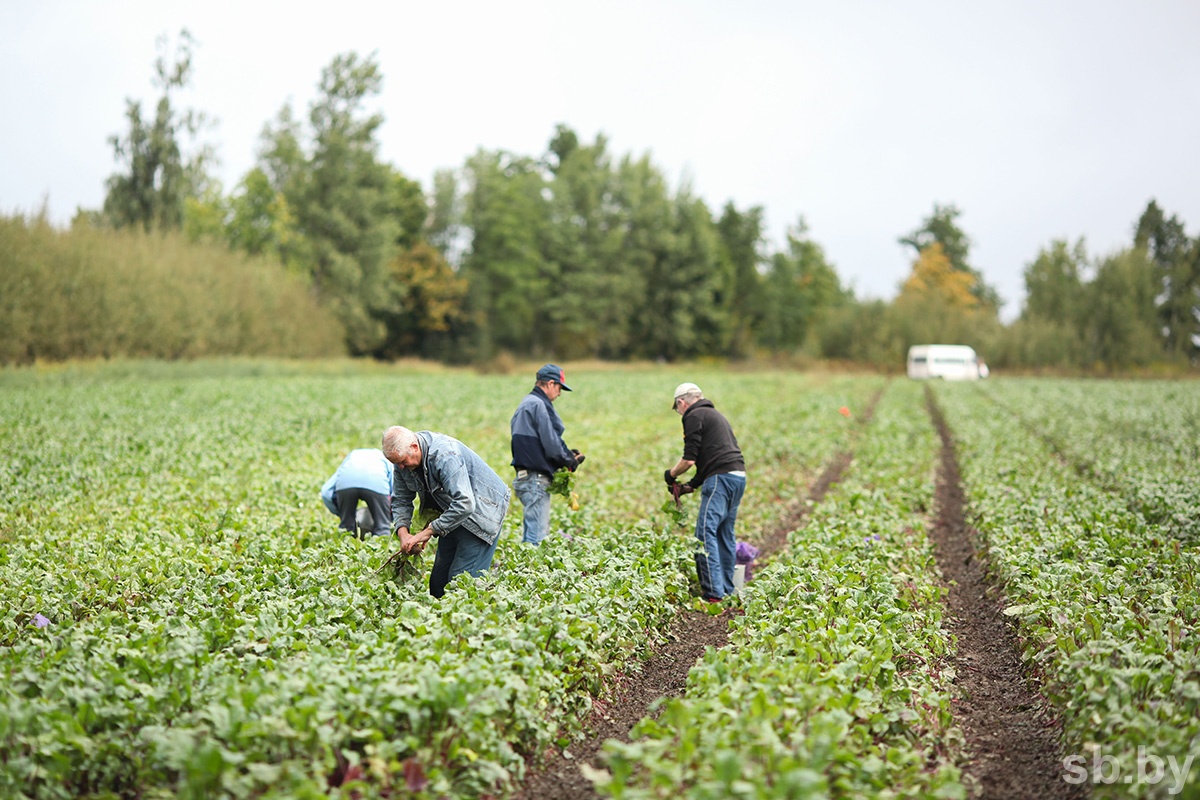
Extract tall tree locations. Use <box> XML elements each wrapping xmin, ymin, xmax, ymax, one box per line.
<box><xmin>386</xmin><ymin>168</ymin><xmax>428</xmax><ymax>252</ymax></box>
<box><xmin>715</xmin><ymin>203</ymin><xmax>765</xmax><ymax>357</ymax></box>
<box><xmin>1016</xmin><ymin>238</ymin><xmax>1090</xmax><ymax>367</ymax></box>
<box><xmin>541</xmin><ymin>130</ymin><xmax>636</xmax><ymax>358</ymax></box>
<box><xmin>222</xmin><ymin>167</ymin><xmax>305</xmax><ymax>269</ymax></box>
<box><xmin>1022</xmin><ymin>238</ymin><xmax>1088</xmax><ymax>324</ymax></box>
<box><xmin>103</xmin><ymin>30</ymin><xmax>215</xmax><ymax>231</ymax></box>
<box><xmin>758</xmin><ymin>218</ymin><xmax>847</xmax><ymax>352</ymax></box>
<box><xmin>1135</xmin><ymin>200</ymin><xmax>1199</xmax><ymax>359</ymax></box>
<box><xmin>427</xmin><ymin>168</ymin><xmax>464</xmax><ymax>264</ymax></box>
<box><xmin>459</xmin><ymin>149</ymin><xmax>551</xmax><ymax>358</ymax></box>
<box><xmin>616</xmin><ymin>154</ymin><xmax>676</xmax><ymax>357</ymax></box>
<box><xmin>1085</xmin><ymin>247</ymin><xmax>1162</xmax><ymax>368</ymax></box>
<box><xmin>900</xmin><ymin>204</ymin><xmax>1000</xmax><ymax>311</ymax></box>
<box><xmin>633</xmin><ymin>187</ymin><xmax>726</xmax><ymax>360</ymax></box>
<box><xmin>258</xmin><ymin>51</ymin><xmax>400</xmax><ymax>353</ymax></box>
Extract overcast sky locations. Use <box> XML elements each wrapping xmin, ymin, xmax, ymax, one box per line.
<box><xmin>4</xmin><ymin>1</ymin><xmax>1199</xmax><ymax>321</ymax></box>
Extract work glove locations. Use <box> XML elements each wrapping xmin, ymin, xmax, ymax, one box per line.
<box><xmin>664</xmin><ymin>469</ymin><xmax>676</xmax><ymax>487</ymax></box>
<box><xmin>570</xmin><ymin>449</ymin><xmax>586</xmax><ymax>471</ymax></box>
<box><xmin>667</xmin><ymin>482</ymin><xmax>695</xmax><ymax>496</ymax></box>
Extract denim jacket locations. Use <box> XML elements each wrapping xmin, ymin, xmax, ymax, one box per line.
<box><xmin>391</xmin><ymin>431</ymin><xmax>511</xmax><ymax>545</ymax></box>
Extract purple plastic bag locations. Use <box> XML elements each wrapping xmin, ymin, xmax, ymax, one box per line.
<box><xmin>735</xmin><ymin>541</ymin><xmax>760</xmax><ymax>582</ymax></box>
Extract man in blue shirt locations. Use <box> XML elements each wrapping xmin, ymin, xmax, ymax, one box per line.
<box><xmin>321</xmin><ymin>448</ymin><xmax>394</xmax><ymax>537</ymax></box>
<box><xmin>383</xmin><ymin>426</ymin><xmax>512</xmax><ymax>598</ymax></box>
<box><xmin>510</xmin><ymin>364</ymin><xmax>585</xmax><ymax>545</ymax></box>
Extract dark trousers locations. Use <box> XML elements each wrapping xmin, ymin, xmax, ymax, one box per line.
<box><xmin>428</xmin><ymin>526</ymin><xmax>499</xmax><ymax>598</ymax></box>
<box><xmin>335</xmin><ymin>488</ymin><xmax>392</xmax><ymax>538</ymax></box>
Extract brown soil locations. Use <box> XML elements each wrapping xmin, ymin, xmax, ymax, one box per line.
<box><xmin>511</xmin><ymin>608</ymin><xmax>731</xmax><ymax>800</ymax></box>
<box><xmin>513</xmin><ymin>392</ymin><xmax>876</xmax><ymax>799</ymax></box>
<box><xmin>925</xmin><ymin>388</ymin><xmax>1085</xmax><ymax>800</ymax></box>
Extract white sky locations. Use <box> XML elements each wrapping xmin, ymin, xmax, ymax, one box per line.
<box><xmin>4</xmin><ymin>1</ymin><xmax>1199</xmax><ymax>321</ymax></box>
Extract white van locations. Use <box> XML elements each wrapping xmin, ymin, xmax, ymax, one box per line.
<box><xmin>906</xmin><ymin>344</ymin><xmax>982</xmax><ymax>380</ymax></box>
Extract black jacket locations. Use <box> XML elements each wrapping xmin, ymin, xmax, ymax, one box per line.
<box><xmin>681</xmin><ymin>399</ymin><xmax>744</xmax><ymax>487</ymax></box>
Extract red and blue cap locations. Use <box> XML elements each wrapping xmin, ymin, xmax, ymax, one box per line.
<box><xmin>536</xmin><ymin>363</ymin><xmax>572</xmax><ymax>391</ymax></box>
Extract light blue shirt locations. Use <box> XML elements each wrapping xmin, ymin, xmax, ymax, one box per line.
<box><xmin>321</xmin><ymin>449</ymin><xmax>394</xmax><ymax>514</ymax></box>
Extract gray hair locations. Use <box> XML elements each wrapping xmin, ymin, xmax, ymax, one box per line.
<box><xmin>680</xmin><ymin>389</ymin><xmax>703</xmax><ymax>404</ymax></box>
<box><xmin>381</xmin><ymin>426</ymin><xmax>418</xmax><ymax>461</ymax></box>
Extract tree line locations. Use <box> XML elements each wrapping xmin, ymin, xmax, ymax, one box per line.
<box><xmin>11</xmin><ymin>34</ymin><xmax>1197</xmax><ymax>371</ymax></box>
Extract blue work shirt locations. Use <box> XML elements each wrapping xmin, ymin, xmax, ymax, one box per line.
<box><xmin>320</xmin><ymin>449</ymin><xmax>394</xmax><ymax>514</ymax></box>
<box><xmin>510</xmin><ymin>387</ymin><xmax>576</xmax><ymax>476</ymax></box>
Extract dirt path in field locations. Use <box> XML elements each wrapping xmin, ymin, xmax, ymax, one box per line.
<box><xmin>925</xmin><ymin>389</ymin><xmax>1084</xmax><ymax>800</ymax></box>
<box><xmin>513</xmin><ymin>390</ymin><xmax>881</xmax><ymax>800</ymax></box>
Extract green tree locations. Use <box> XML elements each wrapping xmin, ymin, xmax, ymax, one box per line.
<box><xmin>386</xmin><ymin>168</ymin><xmax>428</xmax><ymax>252</ymax></box>
<box><xmin>758</xmin><ymin>218</ymin><xmax>847</xmax><ymax>352</ymax></box>
<box><xmin>541</xmin><ymin>130</ymin><xmax>637</xmax><ymax>358</ymax></box>
<box><xmin>1022</xmin><ymin>238</ymin><xmax>1087</xmax><ymax>323</ymax></box>
<box><xmin>459</xmin><ymin>149</ymin><xmax>551</xmax><ymax>358</ymax></box>
<box><xmin>716</xmin><ymin>203</ymin><xmax>765</xmax><ymax>357</ymax></box>
<box><xmin>102</xmin><ymin>30</ymin><xmax>216</xmax><ymax>231</ymax></box>
<box><xmin>219</xmin><ymin>167</ymin><xmax>308</xmax><ymax>271</ymax></box>
<box><xmin>427</xmin><ymin>168</ymin><xmax>464</xmax><ymax>263</ymax></box>
<box><xmin>1135</xmin><ymin>200</ymin><xmax>1199</xmax><ymax>359</ymax></box>
<box><xmin>614</xmin><ymin>154</ymin><xmax>675</xmax><ymax>357</ymax></box>
<box><xmin>900</xmin><ymin>203</ymin><xmax>1000</xmax><ymax>311</ymax></box>
<box><xmin>258</xmin><ymin>51</ymin><xmax>401</xmax><ymax>354</ymax></box>
<box><xmin>1085</xmin><ymin>247</ymin><xmax>1161</xmax><ymax>369</ymax></box>
<box><xmin>1017</xmin><ymin>238</ymin><xmax>1089</xmax><ymax>367</ymax></box>
<box><xmin>632</xmin><ymin>187</ymin><xmax>726</xmax><ymax>360</ymax></box>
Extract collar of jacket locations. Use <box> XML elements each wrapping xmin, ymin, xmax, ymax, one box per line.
<box><xmin>415</xmin><ymin>430</ymin><xmax>434</xmax><ymax>486</ymax></box>
<box><xmin>531</xmin><ymin>386</ymin><xmax>559</xmax><ymax>416</ymax></box>
<box><xmin>683</xmin><ymin>398</ymin><xmax>715</xmax><ymax>418</ymax></box>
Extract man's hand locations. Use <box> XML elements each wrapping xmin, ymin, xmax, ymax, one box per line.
<box><xmin>400</xmin><ymin>526</ymin><xmax>435</xmax><ymax>554</ymax></box>
<box><xmin>664</xmin><ymin>469</ymin><xmax>676</xmax><ymax>486</ymax></box>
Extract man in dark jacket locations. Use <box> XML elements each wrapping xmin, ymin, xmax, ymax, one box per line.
<box><xmin>510</xmin><ymin>364</ymin><xmax>584</xmax><ymax>545</ymax></box>
<box><xmin>664</xmin><ymin>382</ymin><xmax>746</xmax><ymax>601</ymax></box>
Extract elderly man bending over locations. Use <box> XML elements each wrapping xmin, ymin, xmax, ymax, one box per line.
<box><xmin>382</xmin><ymin>426</ymin><xmax>512</xmax><ymax>598</ymax></box>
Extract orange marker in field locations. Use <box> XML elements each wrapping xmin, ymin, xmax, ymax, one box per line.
<box><xmin>839</xmin><ymin>406</ymin><xmax>851</xmax><ymax>417</ymax></box>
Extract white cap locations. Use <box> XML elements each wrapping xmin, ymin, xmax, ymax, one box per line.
<box><xmin>671</xmin><ymin>382</ymin><xmax>702</xmax><ymax>409</ymax></box>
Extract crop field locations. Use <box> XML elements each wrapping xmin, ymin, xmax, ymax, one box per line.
<box><xmin>1</xmin><ymin>363</ymin><xmax>1197</xmax><ymax>799</ymax></box>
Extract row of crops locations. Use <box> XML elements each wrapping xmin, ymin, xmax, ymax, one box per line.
<box><xmin>2</xmin><ymin>363</ymin><xmax>1196</xmax><ymax>798</ymax></box>
<box><xmin>0</xmin><ymin>364</ymin><xmax>876</xmax><ymax>798</ymax></box>
<box><xmin>933</xmin><ymin>381</ymin><xmax>1200</xmax><ymax>797</ymax></box>
<box><xmin>595</xmin><ymin>379</ymin><xmax>967</xmax><ymax>798</ymax></box>
<box><xmin>976</xmin><ymin>379</ymin><xmax>1200</xmax><ymax>544</ymax></box>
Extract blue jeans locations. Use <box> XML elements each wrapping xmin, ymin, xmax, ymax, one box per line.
<box><xmin>428</xmin><ymin>526</ymin><xmax>498</xmax><ymax>598</ymax></box>
<box><xmin>694</xmin><ymin>472</ymin><xmax>746</xmax><ymax>600</ymax></box>
<box><xmin>513</xmin><ymin>471</ymin><xmax>552</xmax><ymax>545</ymax></box>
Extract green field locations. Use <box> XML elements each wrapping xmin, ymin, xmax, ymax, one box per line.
<box><xmin>2</xmin><ymin>363</ymin><xmax>1197</xmax><ymax>799</ymax></box>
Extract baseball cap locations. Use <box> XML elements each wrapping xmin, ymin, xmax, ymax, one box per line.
<box><xmin>536</xmin><ymin>363</ymin><xmax>572</xmax><ymax>391</ymax></box>
<box><xmin>671</xmin><ymin>382</ymin><xmax>701</xmax><ymax>409</ymax></box>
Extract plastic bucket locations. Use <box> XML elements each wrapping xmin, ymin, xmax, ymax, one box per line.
<box><xmin>356</xmin><ymin>507</ymin><xmax>375</xmax><ymax>537</ymax></box>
